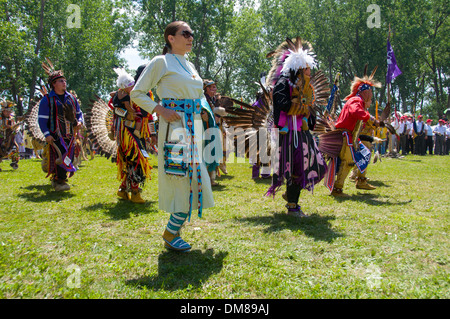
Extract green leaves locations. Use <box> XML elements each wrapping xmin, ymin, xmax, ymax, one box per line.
<box><xmin>0</xmin><ymin>0</ymin><xmax>447</xmax><ymax>115</ymax></box>
<box><xmin>1</xmin><ymin>0</ymin><xmax>133</xmax><ymax>111</ymax></box>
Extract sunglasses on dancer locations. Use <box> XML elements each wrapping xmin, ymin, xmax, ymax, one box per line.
<box><xmin>179</xmin><ymin>30</ymin><xmax>194</xmax><ymax>39</ymax></box>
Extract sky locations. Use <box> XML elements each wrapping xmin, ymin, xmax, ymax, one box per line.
<box><xmin>119</xmin><ymin>0</ymin><xmax>262</xmax><ymax>71</ymax></box>
<box><xmin>120</xmin><ymin>45</ymin><xmax>148</xmax><ymax>71</ymax></box>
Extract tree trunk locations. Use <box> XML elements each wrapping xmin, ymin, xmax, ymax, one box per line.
<box><xmin>430</xmin><ymin>47</ymin><xmax>441</xmax><ymax>106</ymax></box>
<box><xmin>28</xmin><ymin>0</ymin><xmax>46</xmax><ymax>110</ymax></box>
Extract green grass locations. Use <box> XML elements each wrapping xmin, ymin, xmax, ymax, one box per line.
<box><xmin>0</xmin><ymin>153</ymin><xmax>449</xmax><ymax>299</ymax></box>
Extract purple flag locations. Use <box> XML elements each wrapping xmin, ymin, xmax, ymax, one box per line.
<box><xmin>386</xmin><ymin>40</ymin><xmax>402</xmax><ymax>83</ymax></box>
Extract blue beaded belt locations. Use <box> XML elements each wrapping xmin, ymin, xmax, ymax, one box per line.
<box><xmin>161</xmin><ymin>98</ymin><xmax>203</xmax><ymax>114</ymax></box>
<box><xmin>162</xmin><ymin>98</ymin><xmax>205</xmax><ymax>220</ymax></box>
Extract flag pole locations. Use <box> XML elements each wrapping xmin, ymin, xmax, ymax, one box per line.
<box><xmin>387</xmin><ymin>23</ymin><xmax>391</xmax><ymax>107</ymax></box>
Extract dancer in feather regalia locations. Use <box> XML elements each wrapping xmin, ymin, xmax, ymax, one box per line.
<box><xmin>264</xmin><ymin>37</ymin><xmax>330</xmax><ymax>218</ymax></box>
<box><xmin>0</xmin><ymin>100</ymin><xmax>21</xmax><ymax>171</ymax></box>
<box><xmin>37</xmin><ymin>58</ymin><xmax>84</xmax><ymax>191</ymax></box>
<box><xmin>110</xmin><ymin>68</ymin><xmax>156</xmax><ymax>203</ymax></box>
<box><xmin>85</xmin><ymin>66</ymin><xmax>157</xmax><ymax>203</ymax></box>
<box><xmin>315</xmin><ymin>65</ymin><xmax>390</xmax><ymax>197</ymax></box>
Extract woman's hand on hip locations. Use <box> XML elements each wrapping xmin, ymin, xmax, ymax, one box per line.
<box><xmin>154</xmin><ymin>104</ymin><xmax>181</xmax><ymax>122</ymax></box>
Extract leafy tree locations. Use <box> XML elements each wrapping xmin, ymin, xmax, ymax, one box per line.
<box><xmin>1</xmin><ymin>0</ymin><xmax>447</xmax><ymax>116</ymax></box>
<box><xmin>0</xmin><ymin>0</ymin><xmax>133</xmax><ymax>113</ymax></box>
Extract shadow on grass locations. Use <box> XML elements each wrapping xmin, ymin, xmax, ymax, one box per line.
<box><xmin>365</xmin><ymin>180</ymin><xmax>391</xmax><ymax>187</ymax></box>
<box><xmin>401</xmin><ymin>158</ymin><xmax>423</xmax><ymax>163</ymax></box>
<box><xmin>18</xmin><ymin>184</ymin><xmax>76</xmax><ymax>201</ymax></box>
<box><xmin>209</xmin><ymin>174</ymin><xmax>235</xmax><ymax>191</ymax></box>
<box><xmin>216</xmin><ymin>174</ymin><xmax>234</xmax><ymax>180</ymax></box>
<box><xmin>210</xmin><ymin>184</ymin><xmax>228</xmax><ymax>191</ymax></box>
<box><xmin>126</xmin><ymin>248</ymin><xmax>228</xmax><ymax>291</ymax></box>
<box><xmin>237</xmin><ymin>212</ymin><xmax>343</xmax><ymax>243</ymax></box>
<box><xmin>82</xmin><ymin>200</ymin><xmax>158</xmax><ymax>220</ymax></box>
<box><xmin>252</xmin><ymin>177</ymin><xmax>273</xmax><ymax>185</ymax></box>
<box><xmin>332</xmin><ymin>193</ymin><xmax>412</xmax><ymax>206</ymax></box>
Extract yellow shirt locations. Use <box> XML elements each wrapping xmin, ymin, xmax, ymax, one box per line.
<box><xmin>377</xmin><ymin>127</ymin><xmax>388</xmax><ymax>139</ymax></box>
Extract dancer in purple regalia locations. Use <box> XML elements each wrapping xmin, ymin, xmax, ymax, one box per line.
<box><xmin>265</xmin><ymin>37</ymin><xmax>330</xmax><ymax>218</ymax></box>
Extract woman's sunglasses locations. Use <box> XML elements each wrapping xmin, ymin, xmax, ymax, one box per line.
<box><xmin>180</xmin><ymin>30</ymin><xmax>194</xmax><ymax>39</ymax></box>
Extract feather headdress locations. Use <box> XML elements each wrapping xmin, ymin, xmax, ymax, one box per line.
<box><xmin>1</xmin><ymin>100</ymin><xmax>16</xmax><ymax>111</ymax></box>
<box><xmin>345</xmin><ymin>64</ymin><xmax>382</xmax><ymax>101</ymax></box>
<box><xmin>266</xmin><ymin>37</ymin><xmax>317</xmax><ymax>87</ymax></box>
<box><xmin>281</xmin><ymin>49</ymin><xmax>317</xmax><ymax>76</ymax></box>
<box><xmin>42</xmin><ymin>57</ymin><xmax>65</xmax><ymax>85</ymax></box>
<box><xmin>114</xmin><ymin>68</ymin><xmax>135</xmax><ymax>89</ymax></box>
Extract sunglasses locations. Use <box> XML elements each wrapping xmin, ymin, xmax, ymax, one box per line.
<box><xmin>179</xmin><ymin>30</ymin><xmax>194</xmax><ymax>39</ymax></box>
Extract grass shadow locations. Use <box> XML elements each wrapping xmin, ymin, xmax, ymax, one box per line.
<box><xmin>210</xmin><ymin>184</ymin><xmax>228</xmax><ymax>191</ymax></box>
<box><xmin>237</xmin><ymin>212</ymin><xmax>343</xmax><ymax>243</ymax></box>
<box><xmin>252</xmin><ymin>177</ymin><xmax>273</xmax><ymax>185</ymax></box>
<box><xmin>402</xmin><ymin>158</ymin><xmax>423</xmax><ymax>163</ymax></box>
<box><xmin>364</xmin><ymin>180</ymin><xmax>390</xmax><ymax>187</ymax></box>
<box><xmin>126</xmin><ymin>248</ymin><xmax>228</xmax><ymax>291</ymax></box>
<box><xmin>18</xmin><ymin>184</ymin><xmax>76</xmax><ymax>202</ymax></box>
<box><xmin>216</xmin><ymin>174</ymin><xmax>234</xmax><ymax>180</ymax></box>
<box><xmin>83</xmin><ymin>200</ymin><xmax>158</xmax><ymax>220</ymax></box>
<box><xmin>332</xmin><ymin>192</ymin><xmax>412</xmax><ymax>206</ymax></box>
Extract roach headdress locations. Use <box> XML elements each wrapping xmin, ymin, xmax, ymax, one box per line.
<box><xmin>345</xmin><ymin>64</ymin><xmax>382</xmax><ymax>101</ymax></box>
<box><xmin>42</xmin><ymin>57</ymin><xmax>65</xmax><ymax>86</ymax></box>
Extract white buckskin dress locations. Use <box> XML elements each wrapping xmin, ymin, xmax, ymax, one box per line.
<box><xmin>131</xmin><ymin>53</ymin><xmax>214</xmax><ymax>215</ymax></box>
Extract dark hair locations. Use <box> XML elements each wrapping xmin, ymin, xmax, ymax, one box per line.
<box><xmin>162</xmin><ymin>21</ymin><xmax>188</xmax><ymax>55</ymax></box>
<box><xmin>134</xmin><ymin>64</ymin><xmax>147</xmax><ymax>82</ymax></box>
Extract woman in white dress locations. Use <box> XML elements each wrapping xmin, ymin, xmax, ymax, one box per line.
<box><xmin>131</xmin><ymin>21</ymin><xmax>217</xmax><ymax>252</ymax></box>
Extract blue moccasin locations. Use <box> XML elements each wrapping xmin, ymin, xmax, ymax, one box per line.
<box><xmin>163</xmin><ymin>230</ymin><xmax>191</xmax><ymax>252</ymax></box>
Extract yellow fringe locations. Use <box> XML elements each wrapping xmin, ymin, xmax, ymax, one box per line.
<box><xmin>116</xmin><ymin>124</ymin><xmax>152</xmax><ymax>183</ymax></box>
<box><xmin>141</xmin><ymin>117</ymin><xmax>151</xmax><ymax>139</ymax></box>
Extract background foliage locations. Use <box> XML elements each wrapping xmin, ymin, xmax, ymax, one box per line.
<box><xmin>1</xmin><ymin>0</ymin><xmax>449</xmax><ymax>118</ymax></box>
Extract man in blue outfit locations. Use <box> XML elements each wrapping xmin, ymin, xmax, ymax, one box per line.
<box><xmin>38</xmin><ymin>65</ymin><xmax>83</xmax><ymax>191</ymax></box>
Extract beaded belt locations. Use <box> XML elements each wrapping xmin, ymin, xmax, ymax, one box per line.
<box><xmin>161</xmin><ymin>98</ymin><xmax>205</xmax><ymax>220</ymax></box>
<box><xmin>162</xmin><ymin>98</ymin><xmax>203</xmax><ymax>114</ymax></box>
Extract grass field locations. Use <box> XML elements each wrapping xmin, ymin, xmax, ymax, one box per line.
<box><xmin>0</xmin><ymin>152</ymin><xmax>448</xmax><ymax>299</ymax></box>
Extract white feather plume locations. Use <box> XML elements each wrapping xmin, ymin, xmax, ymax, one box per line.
<box><xmin>281</xmin><ymin>49</ymin><xmax>317</xmax><ymax>75</ymax></box>
<box><xmin>113</xmin><ymin>68</ymin><xmax>135</xmax><ymax>89</ymax></box>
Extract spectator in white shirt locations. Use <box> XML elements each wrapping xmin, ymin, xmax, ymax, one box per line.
<box><xmin>424</xmin><ymin>119</ymin><xmax>434</xmax><ymax>155</ymax></box>
<box><xmin>398</xmin><ymin>116</ymin><xmax>408</xmax><ymax>155</ymax></box>
<box><xmin>389</xmin><ymin>115</ymin><xmax>400</xmax><ymax>154</ymax></box>
<box><xmin>433</xmin><ymin>119</ymin><xmax>446</xmax><ymax>155</ymax></box>
<box><xmin>406</xmin><ymin>117</ymin><xmax>414</xmax><ymax>154</ymax></box>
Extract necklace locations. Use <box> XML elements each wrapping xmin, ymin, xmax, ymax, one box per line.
<box><xmin>172</xmin><ymin>54</ymin><xmax>197</xmax><ymax>79</ymax></box>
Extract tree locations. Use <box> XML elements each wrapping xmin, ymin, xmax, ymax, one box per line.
<box><xmin>0</xmin><ymin>0</ymin><xmax>133</xmax><ymax>113</ymax></box>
